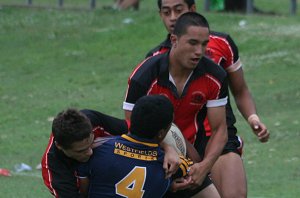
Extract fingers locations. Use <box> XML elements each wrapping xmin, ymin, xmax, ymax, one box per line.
<box><xmin>253</xmin><ymin>121</ymin><xmax>270</xmax><ymax>143</ymax></box>
<box><xmin>249</xmin><ymin>118</ymin><xmax>270</xmax><ymax>143</ymax></box>
<box><xmin>170</xmin><ymin>177</ymin><xmax>193</xmax><ymax>192</ymax></box>
<box><xmin>258</xmin><ymin>129</ymin><xmax>270</xmax><ymax>142</ymax></box>
<box><xmin>164</xmin><ymin>159</ymin><xmax>180</xmax><ymax>179</ymax></box>
<box><xmin>162</xmin><ymin>144</ymin><xmax>180</xmax><ymax>178</ymax></box>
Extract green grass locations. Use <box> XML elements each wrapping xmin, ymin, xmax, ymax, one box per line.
<box><xmin>0</xmin><ymin>0</ymin><xmax>299</xmax><ymax>197</ymax></box>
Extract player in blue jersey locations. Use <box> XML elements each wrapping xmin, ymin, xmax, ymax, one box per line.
<box><xmin>77</xmin><ymin>95</ymin><xmax>192</xmax><ymax>198</ymax></box>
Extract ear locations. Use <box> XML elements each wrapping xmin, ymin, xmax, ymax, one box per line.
<box><xmin>170</xmin><ymin>34</ymin><xmax>178</xmax><ymax>47</ymax></box>
<box><xmin>157</xmin><ymin>129</ymin><xmax>168</xmax><ymax>142</ymax></box>
<box><xmin>55</xmin><ymin>141</ymin><xmax>63</xmax><ymax>150</ymax></box>
<box><xmin>190</xmin><ymin>4</ymin><xmax>196</xmax><ymax>12</ymax></box>
<box><xmin>159</xmin><ymin>10</ymin><xmax>163</xmax><ymax>19</ymax></box>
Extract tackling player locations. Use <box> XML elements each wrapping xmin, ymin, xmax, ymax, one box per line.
<box><xmin>41</xmin><ymin>109</ymin><xmax>180</xmax><ymax>197</ymax></box>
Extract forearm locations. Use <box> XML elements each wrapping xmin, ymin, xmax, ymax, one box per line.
<box><xmin>201</xmin><ymin>126</ymin><xmax>227</xmax><ymax>172</ymax></box>
<box><xmin>228</xmin><ymin>68</ymin><xmax>259</xmax><ymax>122</ymax></box>
<box><xmin>186</xmin><ymin>140</ymin><xmax>201</xmax><ymax>163</ymax></box>
<box><xmin>234</xmin><ymin>88</ymin><xmax>258</xmax><ymax>121</ymax></box>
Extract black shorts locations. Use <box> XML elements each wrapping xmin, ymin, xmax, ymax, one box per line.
<box><xmin>194</xmin><ymin>130</ymin><xmax>243</xmax><ymax>158</ymax></box>
<box><xmin>163</xmin><ymin>174</ymin><xmax>212</xmax><ymax>198</ymax></box>
<box><xmin>222</xmin><ymin>134</ymin><xmax>243</xmax><ymax>156</ymax></box>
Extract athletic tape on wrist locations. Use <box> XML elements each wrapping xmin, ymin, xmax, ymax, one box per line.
<box><xmin>247</xmin><ymin>114</ymin><xmax>260</xmax><ymax>123</ymax></box>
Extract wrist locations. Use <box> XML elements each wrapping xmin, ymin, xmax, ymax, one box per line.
<box><xmin>247</xmin><ymin>114</ymin><xmax>260</xmax><ymax>124</ymax></box>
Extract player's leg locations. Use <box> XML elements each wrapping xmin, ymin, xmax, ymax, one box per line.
<box><xmin>163</xmin><ymin>175</ymin><xmax>220</xmax><ymax>198</ymax></box>
<box><xmin>210</xmin><ymin>135</ymin><xmax>247</xmax><ymax>198</ymax></box>
<box><xmin>118</xmin><ymin>0</ymin><xmax>139</xmax><ymax>10</ymax></box>
<box><xmin>191</xmin><ymin>183</ymin><xmax>220</xmax><ymax>198</ymax></box>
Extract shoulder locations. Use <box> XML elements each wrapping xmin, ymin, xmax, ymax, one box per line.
<box><xmin>200</xmin><ymin>56</ymin><xmax>227</xmax><ymax>80</ymax></box>
<box><xmin>210</xmin><ymin>31</ymin><xmax>233</xmax><ymax>42</ymax></box>
<box><xmin>130</xmin><ymin>53</ymin><xmax>167</xmax><ymax>81</ymax></box>
<box><xmin>146</xmin><ymin>45</ymin><xmax>163</xmax><ymax>58</ymax></box>
<box><xmin>209</xmin><ymin>31</ymin><xmax>238</xmax><ymax>50</ymax></box>
<box><xmin>145</xmin><ymin>36</ymin><xmax>171</xmax><ymax>58</ymax></box>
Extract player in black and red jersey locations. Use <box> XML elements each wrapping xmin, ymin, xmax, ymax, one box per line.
<box><xmin>145</xmin><ymin>0</ymin><xmax>270</xmax><ymax>198</ymax></box>
<box><xmin>124</xmin><ymin>12</ymin><xmax>228</xmax><ymax>197</ymax></box>
<box><xmin>41</xmin><ymin>109</ymin><xmax>180</xmax><ymax>198</ymax></box>
<box><xmin>41</xmin><ymin>109</ymin><xmax>128</xmax><ymax>197</ymax></box>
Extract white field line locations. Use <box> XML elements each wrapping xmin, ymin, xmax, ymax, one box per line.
<box><xmin>253</xmin><ymin>50</ymin><xmax>289</xmax><ymax>61</ymax></box>
<box><xmin>11</xmin><ymin>171</ymin><xmax>42</xmax><ymax>178</ymax></box>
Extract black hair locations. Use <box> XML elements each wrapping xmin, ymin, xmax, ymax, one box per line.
<box><xmin>52</xmin><ymin>108</ymin><xmax>92</xmax><ymax>149</ymax></box>
<box><xmin>173</xmin><ymin>12</ymin><xmax>210</xmax><ymax>37</ymax></box>
<box><xmin>157</xmin><ymin>0</ymin><xmax>195</xmax><ymax>10</ymax></box>
<box><xmin>130</xmin><ymin>95</ymin><xmax>174</xmax><ymax>139</ymax></box>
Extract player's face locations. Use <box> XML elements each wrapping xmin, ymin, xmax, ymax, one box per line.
<box><xmin>159</xmin><ymin>0</ymin><xmax>195</xmax><ymax>33</ymax></box>
<box><xmin>62</xmin><ymin>133</ymin><xmax>94</xmax><ymax>162</ymax></box>
<box><xmin>172</xmin><ymin>25</ymin><xmax>209</xmax><ymax>70</ymax></box>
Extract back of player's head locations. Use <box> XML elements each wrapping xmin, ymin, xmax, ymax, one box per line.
<box><xmin>130</xmin><ymin>95</ymin><xmax>174</xmax><ymax>139</ymax></box>
<box><xmin>157</xmin><ymin>0</ymin><xmax>195</xmax><ymax>10</ymax></box>
<box><xmin>52</xmin><ymin>108</ymin><xmax>92</xmax><ymax>149</ymax></box>
<box><xmin>173</xmin><ymin>12</ymin><xmax>210</xmax><ymax>37</ymax></box>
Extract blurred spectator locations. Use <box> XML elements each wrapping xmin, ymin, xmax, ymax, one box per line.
<box><xmin>210</xmin><ymin>0</ymin><xmax>224</xmax><ymax>11</ymax></box>
<box><xmin>104</xmin><ymin>0</ymin><xmax>140</xmax><ymax>11</ymax></box>
<box><xmin>224</xmin><ymin>0</ymin><xmax>276</xmax><ymax>14</ymax></box>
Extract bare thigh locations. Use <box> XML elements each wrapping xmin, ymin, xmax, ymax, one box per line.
<box><xmin>191</xmin><ymin>183</ymin><xmax>220</xmax><ymax>198</ymax></box>
<box><xmin>210</xmin><ymin>152</ymin><xmax>247</xmax><ymax>198</ymax></box>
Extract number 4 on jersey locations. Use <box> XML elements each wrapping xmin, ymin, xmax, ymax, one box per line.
<box><xmin>115</xmin><ymin>166</ymin><xmax>146</xmax><ymax>198</ymax></box>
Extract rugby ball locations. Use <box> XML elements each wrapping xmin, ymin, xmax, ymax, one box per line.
<box><xmin>162</xmin><ymin>123</ymin><xmax>187</xmax><ymax>156</ymax></box>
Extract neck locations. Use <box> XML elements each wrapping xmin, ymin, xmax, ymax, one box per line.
<box><xmin>169</xmin><ymin>50</ymin><xmax>193</xmax><ymax>79</ymax></box>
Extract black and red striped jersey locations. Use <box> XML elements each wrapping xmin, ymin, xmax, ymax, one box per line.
<box><xmin>41</xmin><ymin>109</ymin><xmax>128</xmax><ymax>198</ymax></box>
<box><xmin>123</xmin><ymin>53</ymin><xmax>228</xmax><ymax>144</ymax></box>
<box><xmin>146</xmin><ymin>31</ymin><xmax>239</xmax><ymax>136</ymax></box>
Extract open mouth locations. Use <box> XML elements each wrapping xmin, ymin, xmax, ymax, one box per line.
<box><xmin>170</xmin><ymin>24</ymin><xmax>175</xmax><ymax>31</ymax></box>
<box><xmin>191</xmin><ymin>58</ymin><xmax>200</xmax><ymax>64</ymax></box>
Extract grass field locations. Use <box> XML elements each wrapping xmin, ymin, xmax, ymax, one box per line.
<box><xmin>0</xmin><ymin>0</ymin><xmax>299</xmax><ymax>197</ymax></box>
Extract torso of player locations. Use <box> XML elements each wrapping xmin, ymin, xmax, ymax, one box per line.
<box><xmin>125</xmin><ymin>54</ymin><xmax>226</xmax><ymax>144</ymax></box>
<box><xmin>147</xmin><ymin>74</ymin><xmax>220</xmax><ymax>143</ymax></box>
<box><xmin>82</xmin><ymin>135</ymin><xmax>170</xmax><ymax>198</ymax></box>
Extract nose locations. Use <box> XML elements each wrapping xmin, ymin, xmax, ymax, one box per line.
<box><xmin>170</xmin><ymin>11</ymin><xmax>177</xmax><ymax>21</ymax></box>
<box><xmin>195</xmin><ymin>45</ymin><xmax>203</xmax><ymax>56</ymax></box>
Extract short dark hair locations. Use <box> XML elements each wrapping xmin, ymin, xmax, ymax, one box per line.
<box><xmin>130</xmin><ymin>95</ymin><xmax>174</xmax><ymax>139</ymax></box>
<box><xmin>173</xmin><ymin>12</ymin><xmax>210</xmax><ymax>37</ymax></box>
<box><xmin>52</xmin><ymin>108</ymin><xmax>92</xmax><ymax>149</ymax></box>
<box><xmin>157</xmin><ymin>0</ymin><xmax>195</xmax><ymax>10</ymax></box>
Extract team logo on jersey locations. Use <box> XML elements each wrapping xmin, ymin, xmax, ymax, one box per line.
<box><xmin>190</xmin><ymin>91</ymin><xmax>205</xmax><ymax>105</ymax></box>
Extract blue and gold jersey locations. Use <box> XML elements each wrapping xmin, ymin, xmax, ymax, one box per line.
<box><xmin>77</xmin><ymin>134</ymin><xmax>171</xmax><ymax>198</ymax></box>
